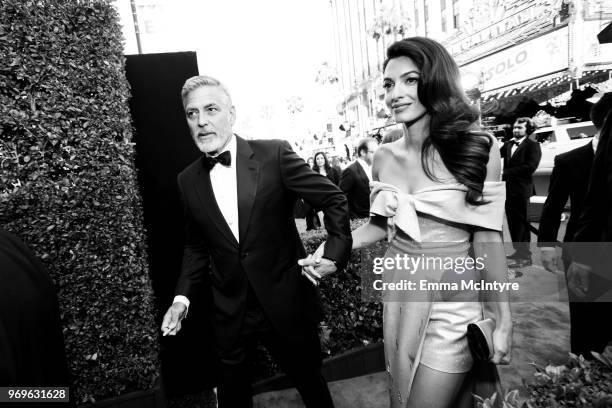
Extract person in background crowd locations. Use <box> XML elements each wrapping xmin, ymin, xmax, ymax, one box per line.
<box><xmin>302</xmin><ymin>155</ymin><xmax>321</xmax><ymax>230</ymax></box>
<box><xmin>500</xmin><ymin>117</ymin><xmax>542</xmax><ymax>267</ymax></box>
<box><xmin>307</xmin><ymin>152</ymin><xmax>341</xmax><ymax>229</ymax></box>
<box><xmin>161</xmin><ymin>75</ymin><xmax>351</xmax><ymax>408</ymax></box>
<box><xmin>502</xmin><ymin>124</ymin><xmax>513</xmax><ymax>142</ymax></box>
<box><xmin>339</xmin><ymin>137</ymin><xmax>378</xmax><ymax>219</ymax></box>
<box><xmin>566</xmin><ymin>93</ymin><xmax>612</xmax><ymax>357</ymax></box>
<box><xmin>0</xmin><ymin>228</ymin><xmax>70</xmax><ymax>407</ymax></box>
<box><xmin>337</xmin><ymin>157</ymin><xmax>349</xmax><ymax>171</ymax></box>
<box><xmin>537</xmin><ymin>93</ymin><xmax>612</xmax><ymax>356</ymax></box>
<box><xmin>313</xmin><ymin>152</ymin><xmax>340</xmax><ymax>185</ymax></box>
<box><xmin>330</xmin><ymin>156</ymin><xmax>343</xmax><ymax>175</ymax></box>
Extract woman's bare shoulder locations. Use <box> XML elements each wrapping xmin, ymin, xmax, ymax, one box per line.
<box><xmin>373</xmin><ymin>143</ymin><xmax>401</xmax><ymax>181</ymax></box>
<box><xmin>374</xmin><ymin>143</ymin><xmax>398</xmax><ymax>164</ymax></box>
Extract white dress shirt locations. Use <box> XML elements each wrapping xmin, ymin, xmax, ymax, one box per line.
<box><xmin>209</xmin><ymin>135</ymin><xmax>239</xmax><ymax>242</ymax></box>
<box><xmin>356</xmin><ymin>158</ymin><xmax>373</xmax><ymax>182</ymax></box>
<box><xmin>173</xmin><ymin>135</ymin><xmax>238</xmax><ymax>311</ymax></box>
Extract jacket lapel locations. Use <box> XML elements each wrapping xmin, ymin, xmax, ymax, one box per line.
<box><xmin>510</xmin><ymin>138</ymin><xmax>528</xmax><ymax>162</ymax></box>
<box><xmin>194</xmin><ymin>158</ymin><xmax>239</xmax><ymax>247</ymax></box>
<box><xmin>236</xmin><ymin>136</ymin><xmax>259</xmax><ymax>243</ymax></box>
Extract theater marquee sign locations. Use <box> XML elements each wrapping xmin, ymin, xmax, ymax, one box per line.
<box><xmin>447</xmin><ymin>0</ymin><xmax>561</xmax><ymax>57</ymax></box>
<box><xmin>460</xmin><ymin>27</ymin><xmax>569</xmax><ymax>92</ymax></box>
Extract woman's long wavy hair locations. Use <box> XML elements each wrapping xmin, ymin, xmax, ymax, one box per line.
<box><xmin>312</xmin><ymin>152</ymin><xmax>332</xmax><ymax>174</ymax></box>
<box><xmin>383</xmin><ymin>37</ymin><xmax>492</xmax><ymax>205</ymax></box>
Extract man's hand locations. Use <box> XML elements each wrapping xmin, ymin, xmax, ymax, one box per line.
<box><xmin>161</xmin><ymin>302</ymin><xmax>187</xmax><ymax>336</ymax></box>
<box><xmin>540</xmin><ymin>247</ymin><xmax>560</xmax><ymax>273</ymax></box>
<box><xmin>298</xmin><ymin>256</ymin><xmax>338</xmax><ymax>286</ymax></box>
<box><xmin>567</xmin><ymin>262</ymin><xmax>591</xmax><ymax>298</ymax></box>
<box><xmin>298</xmin><ymin>243</ymin><xmax>337</xmax><ymax>286</ymax></box>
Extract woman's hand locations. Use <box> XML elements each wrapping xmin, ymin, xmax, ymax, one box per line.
<box><xmin>311</xmin><ymin>242</ymin><xmax>325</xmax><ymax>260</ymax></box>
<box><xmin>491</xmin><ymin>320</ymin><xmax>513</xmax><ymax>365</ymax></box>
<box><xmin>298</xmin><ymin>242</ymin><xmax>332</xmax><ymax>286</ymax></box>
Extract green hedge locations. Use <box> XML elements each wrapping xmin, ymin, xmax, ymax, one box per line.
<box><xmin>524</xmin><ymin>350</ymin><xmax>612</xmax><ymax>407</ymax></box>
<box><xmin>487</xmin><ymin>349</ymin><xmax>612</xmax><ymax>408</ymax></box>
<box><xmin>0</xmin><ymin>0</ymin><xmax>158</xmax><ymax>403</ymax></box>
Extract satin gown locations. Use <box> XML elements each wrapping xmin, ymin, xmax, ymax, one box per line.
<box><xmin>369</xmin><ymin>181</ymin><xmax>506</xmax><ymax>408</ymax></box>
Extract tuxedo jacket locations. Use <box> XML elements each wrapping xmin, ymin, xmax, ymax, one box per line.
<box><xmin>538</xmin><ymin>142</ymin><xmax>594</xmax><ymax>244</ymax></box>
<box><xmin>325</xmin><ymin>166</ymin><xmax>341</xmax><ymax>186</ymax></box>
<box><xmin>339</xmin><ymin>161</ymin><xmax>370</xmax><ymax>219</ymax></box>
<box><xmin>570</xmin><ymin>130</ymin><xmax>612</xmax><ymax>298</ymax></box>
<box><xmin>175</xmin><ymin>136</ymin><xmax>351</xmax><ymax>349</ymax></box>
<box><xmin>500</xmin><ymin>137</ymin><xmax>542</xmax><ymax>197</ymax></box>
<box><xmin>574</xmin><ymin>127</ymin><xmax>612</xmax><ymax>244</ymax></box>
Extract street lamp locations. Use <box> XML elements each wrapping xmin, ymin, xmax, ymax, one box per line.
<box><xmin>130</xmin><ymin>0</ymin><xmax>142</xmax><ymax>54</ymax></box>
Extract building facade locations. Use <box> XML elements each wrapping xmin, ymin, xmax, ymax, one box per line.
<box><xmin>330</xmin><ymin>0</ymin><xmax>612</xmax><ymax>134</ymax></box>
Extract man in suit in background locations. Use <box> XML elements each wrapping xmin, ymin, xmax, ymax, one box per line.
<box><xmin>501</xmin><ymin>117</ymin><xmax>542</xmax><ymax>266</ymax></box>
<box><xmin>538</xmin><ymin>93</ymin><xmax>612</xmax><ymax>356</ymax></box>
<box><xmin>339</xmin><ymin>137</ymin><xmax>378</xmax><ymax>219</ymax></box>
<box><xmin>161</xmin><ymin>76</ymin><xmax>352</xmax><ymax>408</ymax></box>
<box><xmin>567</xmin><ymin>93</ymin><xmax>612</xmax><ymax>356</ymax></box>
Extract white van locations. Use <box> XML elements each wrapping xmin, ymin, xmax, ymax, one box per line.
<box><xmin>528</xmin><ymin>121</ymin><xmax>596</xmax><ymax>221</ymax></box>
<box><xmin>531</xmin><ymin>121</ymin><xmax>597</xmax><ymax>175</ymax></box>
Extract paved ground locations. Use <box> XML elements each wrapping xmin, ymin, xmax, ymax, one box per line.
<box><xmin>254</xmin><ymin>266</ymin><xmax>571</xmax><ymax>408</ymax></box>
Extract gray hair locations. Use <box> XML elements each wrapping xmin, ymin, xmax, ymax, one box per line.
<box><xmin>181</xmin><ymin>75</ymin><xmax>232</xmax><ymax>108</ymax></box>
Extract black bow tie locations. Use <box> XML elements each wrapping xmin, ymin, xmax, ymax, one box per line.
<box><xmin>203</xmin><ymin>151</ymin><xmax>231</xmax><ymax>170</ymax></box>
<box><xmin>511</xmin><ymin>139</ymin><xmax>521</xmax><ymax>146</ymax></box>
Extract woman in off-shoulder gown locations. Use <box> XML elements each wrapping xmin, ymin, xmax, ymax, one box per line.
<box><xmin>300</xmin><ymin>37</ymin><xmax>512</xmax><ymax>408</ymax></box>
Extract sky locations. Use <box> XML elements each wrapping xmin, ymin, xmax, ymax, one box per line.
<box><xmin>114</xmin><ymin>0</ymin><xmax>340</xmax><ymax>140</ymax></box>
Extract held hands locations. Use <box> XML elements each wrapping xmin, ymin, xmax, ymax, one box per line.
<box><xmin>567</xmin><ymin>261</ymin><xmax>591</xmax><ymax>298</ymax></box>
<box><xmin>298</xmin><ymin>242</ymin><xmax>337</xmax><ymax>286</ymax></box>
<box><xmin>161</xmin><ymin>302</ymin><xmax>187</xmax><ymax>336</ymax></box>
<box><xmin>491</xmin><ymin>321</ymin><xmax>513</xmax><ymax>365</ymax></box>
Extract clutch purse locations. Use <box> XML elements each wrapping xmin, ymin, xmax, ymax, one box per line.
<box><xmin>467</xmin><ymin>318</ymin><xmax>495</xmax><ymax>361</ymax></box>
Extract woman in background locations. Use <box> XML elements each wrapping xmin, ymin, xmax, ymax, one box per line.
<box><xmin>312</xmin><ymin>152</ymin><xmax>340</xmax><ymax>186</ymax></box>
<box><xmin>306</xmin><ymin>152</ymin><xmax>341</xmax><ymax>230</ymax></box>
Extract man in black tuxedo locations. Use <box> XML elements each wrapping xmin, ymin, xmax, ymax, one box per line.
<box><xmin>161</xmin><ymin>76</ymin><xmax>351</xmax><ymax>408</ymax></box>
<box><xmin>566</xmin><ymin>93</ymin><xmax>612</xmax><ymax>356</ymax></box>
<box><xmin>537</xmin><ymin>93</ymin><xmax>612</xmax><ymax>355</ymax></box>
<box><xmin>339</xmin><ymin>137</ymin><xmax>378</xmax><ymax>219</ymax></box>
<box><xmin>500</xmin><ymin>117</ymin><xmax>542</xmax><ymax>266</ymax></box>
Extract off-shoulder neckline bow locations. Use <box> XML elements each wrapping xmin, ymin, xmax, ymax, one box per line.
<box><xmin>369</xmin><ymin>180</ymin><xmax>506</xmax><ymax>242</ymax></box>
